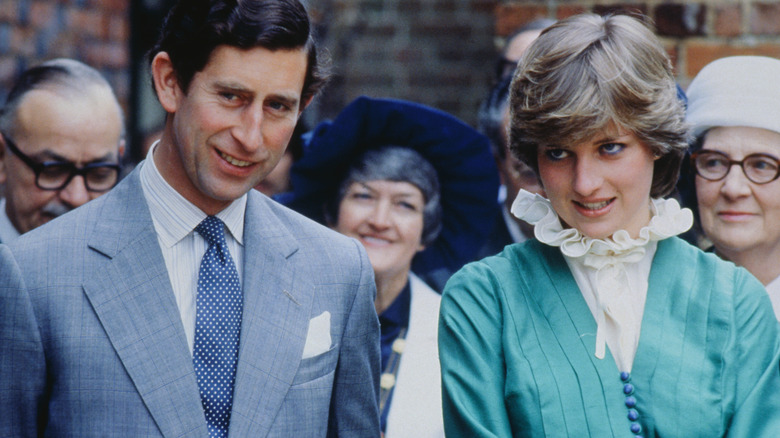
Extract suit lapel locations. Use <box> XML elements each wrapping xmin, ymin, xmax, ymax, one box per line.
<box><xmin>230</xmin><ymin>192</ymin><xmax>315</xmax><ymax>435</ymax></box>
<box><xmin>82</xmin><ymin>169</ymin><xmax>208</xmax><ymax>437</ymax></box>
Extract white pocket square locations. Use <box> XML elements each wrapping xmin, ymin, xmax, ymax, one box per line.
<box><xmin>302</xmin><ymin>311</ymin><xmax>331</xmax><ymax>359</ymax></box>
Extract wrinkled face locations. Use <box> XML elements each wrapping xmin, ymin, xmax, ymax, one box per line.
<box><xmin>0</xmin><ymin>87</ymin><xmax>124</xmax><ymax>234</ymax></box>
<box><xmin>695</xmin><ymin>126</ymin><xmax>780</xmax><ymax>257</ymax></box>
<box><xmin>334</xmin><ymin>180</ymin><xmax>426</xmax><ymax>281</ymax></box>
<box><xmin>537</xmin><ymin>124</ymin><xmax>657</xmax><ymax>239</ymax></box>
<box><xmin>153</xmin><ymin>45</ymin><xmax>308</xmax><ymax>214</ymax></box>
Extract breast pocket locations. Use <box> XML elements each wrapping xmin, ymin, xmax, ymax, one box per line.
<box><xmin>291</xmin><ymin>342</ymin><xmax>339</xmax><ymax>386</ymax></box>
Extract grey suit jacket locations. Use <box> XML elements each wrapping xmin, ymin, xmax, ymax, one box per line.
<box><xmin>0</xmin><ymin>166</ymin><xmax>381</xmax><ymax>437</ymax></box>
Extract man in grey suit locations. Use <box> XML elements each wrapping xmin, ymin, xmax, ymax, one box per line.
<box><xmin>0</xmin><ymin>0</ymin><xmax>380</xmax><ymax>436</ymax></box>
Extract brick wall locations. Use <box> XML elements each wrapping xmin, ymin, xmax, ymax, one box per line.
<box><xmin>495</xmin><ymin>0</ymin><xmax>780</xmax><ymax>88</ymax></box>
<box><xmin>0</xmin><ymin>0</ymin><xmax>130</xmax><ymax>114</ymax></box>
<box><xmin>307</xmin><ymin>0</ymin><xmax>497</xmax><ymax>127</ymax></box>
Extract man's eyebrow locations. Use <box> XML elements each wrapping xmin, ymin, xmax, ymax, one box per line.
<box><xmin>267</xmin><ymin>93</ymin><xmax>300</xmax><ymax>108</ymax></box>
<box><xmin>212</xmin><ymin>81</ymin><xmax>300</xmax><ymax>107</ymax></box>
<box><xmin>212</xmin><ymin>80</ymin><xmax>249</xmax><ymax>93</ymax></box>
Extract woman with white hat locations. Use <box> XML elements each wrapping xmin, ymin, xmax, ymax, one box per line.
<box><xmin>683</xmin><ymin>55</ymin><xmax>780</xmax><ymax>318</ymax></box>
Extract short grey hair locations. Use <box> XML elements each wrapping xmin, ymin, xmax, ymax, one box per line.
<box><xmin>326</xmin><ymin>146</ymin><xmax>442</xmax><ymax>247</ymax></box>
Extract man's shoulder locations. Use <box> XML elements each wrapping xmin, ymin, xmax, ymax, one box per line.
<box><xmin>247</xmin><ymin>192</ymin><xmax>362</xmax><ymax>255</ymax></box>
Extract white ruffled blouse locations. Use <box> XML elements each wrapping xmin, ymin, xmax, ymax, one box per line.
<box><xmin>511</xmin><ymin>189</ymin><xmax>693</xmax><ymax>372</ymax></box>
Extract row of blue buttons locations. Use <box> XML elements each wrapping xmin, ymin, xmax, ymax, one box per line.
<box><xmin>621</xmin><ymin>371</ymin><xmax>643</xmax><ymax>438</ymax></box>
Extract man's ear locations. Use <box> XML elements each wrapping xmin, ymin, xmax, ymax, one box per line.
<box><xmin>298</xmin><ymin>94</ymin><xmax>315</xmax><ymax>117</ymax></box>
<box><xmin>151</xmin><ymin>52</ymin><xmax>182</xmax><ymax>113</ymax></box>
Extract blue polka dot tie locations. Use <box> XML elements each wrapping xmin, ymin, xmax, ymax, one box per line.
<box><xmin>193</xmin><ymin>216</ymin><xmax>242</xmax><ymax>437</ymax></box>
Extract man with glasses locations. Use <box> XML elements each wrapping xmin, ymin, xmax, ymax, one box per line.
<box><xmin>0</xmin><ymin>58</ymin><xmax>124</xmax><ymax>243</ymax></box>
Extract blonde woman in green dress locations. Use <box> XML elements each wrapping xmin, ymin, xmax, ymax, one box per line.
<box><xmin>439</xmin><ymin>13</ymin><xmax>780</xmax><ymax>437</ymax></box>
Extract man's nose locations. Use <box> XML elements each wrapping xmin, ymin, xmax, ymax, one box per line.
<box><xmin>58</xmin><ymin>175</ymin><xmax>91</xmax><ymax>208</ymax></box>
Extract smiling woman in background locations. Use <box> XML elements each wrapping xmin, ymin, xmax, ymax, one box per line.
<box><xmin>682</xmin><ymin>56</ymin><xmax>780</xmax><ymax>318</ymax></box>
<box><xmin>438</xmin><ymin>14</ymin><xmax>780</xmax><ymax>437</ymax></box>
<box><xmin>282</xmin><ymin>96</ymin><xmax>499</xmax><ymax>437</ymax></box>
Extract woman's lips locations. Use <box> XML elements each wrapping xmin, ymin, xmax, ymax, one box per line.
<box><xmin>717</xmin><ymin>210</ymin><xmax>756</xmax><ymax>222</ymax></box>
<box><xmin>573</xmin><ymin>198</ymin><xmax>614</xmax><ymax>217</ymax></box>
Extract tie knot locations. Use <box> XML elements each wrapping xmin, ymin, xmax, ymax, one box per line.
<box><xmin>196</xmin><ymin>216</ymin><xmax>227</xmax><ymax>248</ymax></box>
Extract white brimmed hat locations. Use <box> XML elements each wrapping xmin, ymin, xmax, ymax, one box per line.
<box><xmin>686</xmin><ymin>55</ymin><xmax>780</xmax><ymax>138</ymax></box>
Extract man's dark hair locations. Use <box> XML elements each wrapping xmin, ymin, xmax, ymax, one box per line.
<box><xmin>148</xmin><ymin>0</ymin><xmax>327</xmax><ymax>100</ymax></box>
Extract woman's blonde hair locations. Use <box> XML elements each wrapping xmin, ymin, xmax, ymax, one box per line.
<box><xmin>509</xmin><ymin>13</ymin><xmax>688</xmax><ymax>198</ymax></box>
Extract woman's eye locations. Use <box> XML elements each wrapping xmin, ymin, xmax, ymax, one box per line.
<box><xmin>601</xmin><ymin>143</ymin><xmax>625</xmax><ymax>155</ymax></box>
<box><xmin>398</xmin><ymin>201</ymin><xmax>418</xmax><ymax>211</ymax></box>
<box><xmin>351</xmin><ymin>192</ymin><xmax>373</xmax><ymax>200</ymax></box>
<box><xmin>544</xmin><ymin>149</ymin><xmax>569</xmax><ymax>161</ymax></box>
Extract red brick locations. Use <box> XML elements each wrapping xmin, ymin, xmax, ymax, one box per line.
<box><xmin>685</xmin><ymin>41</ymin><xmax>780</xmax><ymax>77</ymax></box>
<box><xmin>30</xmin><ymin>1</ymin><xmax>55</xmax><ymax>29</ymax></box>
<box><xmin>82</xmin><ymin>41</ymin><xmax>128</xmax><ymax>69</ymax></box>
<box><xmin>0</xmin><ymin>2</ymin><xmax>19</xmax><ymax>22</ymax></box>
<box><xmin>495</xmin><ymin>4</ymin><xmax>547</xmax><ymax>36</ymax></box>
<box><xmin>48</xmin><ymin>32</ymin><xmax>77</xmax><ymax>58</ymax></box>
<box><xmin>10</xmin><ymin>27</ymin><xmax>35</xmax><ymax>57</ymax></box>
<box><xmin>750</xmin><ymin>3</ymin><xmax>780</xmax><ymax>35</ymax></box>
<box><xmin>107</xmin><ymin>14</ymin><xmax>129</xmax><ymax>41</ymax></box>
<box><xmin>556</xmin><ymin>5</ymin><xmax>587</xmax><ymax>20</ymax></box>
<box><xmin>714</xmin><ymin>5</ymin><xmax>742</xmax><ymax>37</ymax></box>
<box><xmin>68</xmin><ymin>8</ymin><xmax>108</xmax><ymax>39</ymax></box>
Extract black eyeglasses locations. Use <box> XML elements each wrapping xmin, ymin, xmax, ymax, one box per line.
<box><xmin>1</xmin><ymin>132</ymin><xmax>120</xmax><ymax>192</ymax></box>
<box><xmin>691</xmin><ymin>150</ymin><xmax>780</xmax><ymax>185</ymax></box>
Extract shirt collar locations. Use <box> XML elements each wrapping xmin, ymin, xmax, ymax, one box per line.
<box><xmin>140</xmin><ymin>141</ymin><xmax>247</xmax><ymax>248</ymax></box>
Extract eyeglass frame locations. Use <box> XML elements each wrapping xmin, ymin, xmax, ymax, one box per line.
<box><xmin>0</xmin><ymin>131</ymin><xmax>121</xmax><ymax>192</ymax></box>
<box><xmin>690</xmin><ymin>149</ymin><xmax>780</xmax><ymax>185</ymax></box>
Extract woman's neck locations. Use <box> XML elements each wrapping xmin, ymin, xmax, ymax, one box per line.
<box><xmin>717</xmin><ymin>244</ymin><xmax>780</xmax><ymax>286</ymax></box>
<box><xmin>374</xmin><ymin>267</ymin><xmax>411</xmax><ymax>315</ymax></box>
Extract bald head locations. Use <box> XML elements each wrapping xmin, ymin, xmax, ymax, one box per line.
<box><xmin>0</xmin><ymin>59</ymin><xmax>125</xmax><ymax>236</ymax></box>
<box><xmin>0</xmin><ymin>58</ymin><xmax>124</xmax><ymax>137</ymax></box>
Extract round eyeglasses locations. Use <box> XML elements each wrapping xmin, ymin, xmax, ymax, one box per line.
<box><xmin>691</xmin><ymin>150</ymin><xmax>780</xmax><ymax>185</ymax></box>
<box><xmin>1</xmin><ymin>132</ymin><xmax>120</xmax><ymax>192</ymax></box>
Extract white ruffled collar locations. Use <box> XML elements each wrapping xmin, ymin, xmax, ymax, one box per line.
<box><xmin>511</xmin><ymin>190</ymin><xmax>693</xmax><ymax>368</ymax></box>
<box><xmin>510</xmin><ymin>190</ymin><xmax>693</xmax><ymax>260</ymax></box>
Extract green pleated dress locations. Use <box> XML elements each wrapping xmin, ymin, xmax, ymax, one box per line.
<box><xmin>439</xmin><ymin>237</ymin><xmax>780</xmax><ymax>437</ymax></box>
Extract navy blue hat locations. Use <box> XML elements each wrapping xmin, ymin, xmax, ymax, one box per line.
<box><xmin>280</xmin><ymin>96</ymin><xmax>500</xmax><ymax>291</ymax></box>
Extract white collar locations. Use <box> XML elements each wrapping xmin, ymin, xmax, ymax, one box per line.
<box><xmin>140</xmin><ymin>141</ymin><xmax>247</xmax><ymax>248</ymax></box>
<box><xmin>510</xmin><ymin>189</ymin><xmax>693</xmax><ymax>259</ymax></box>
